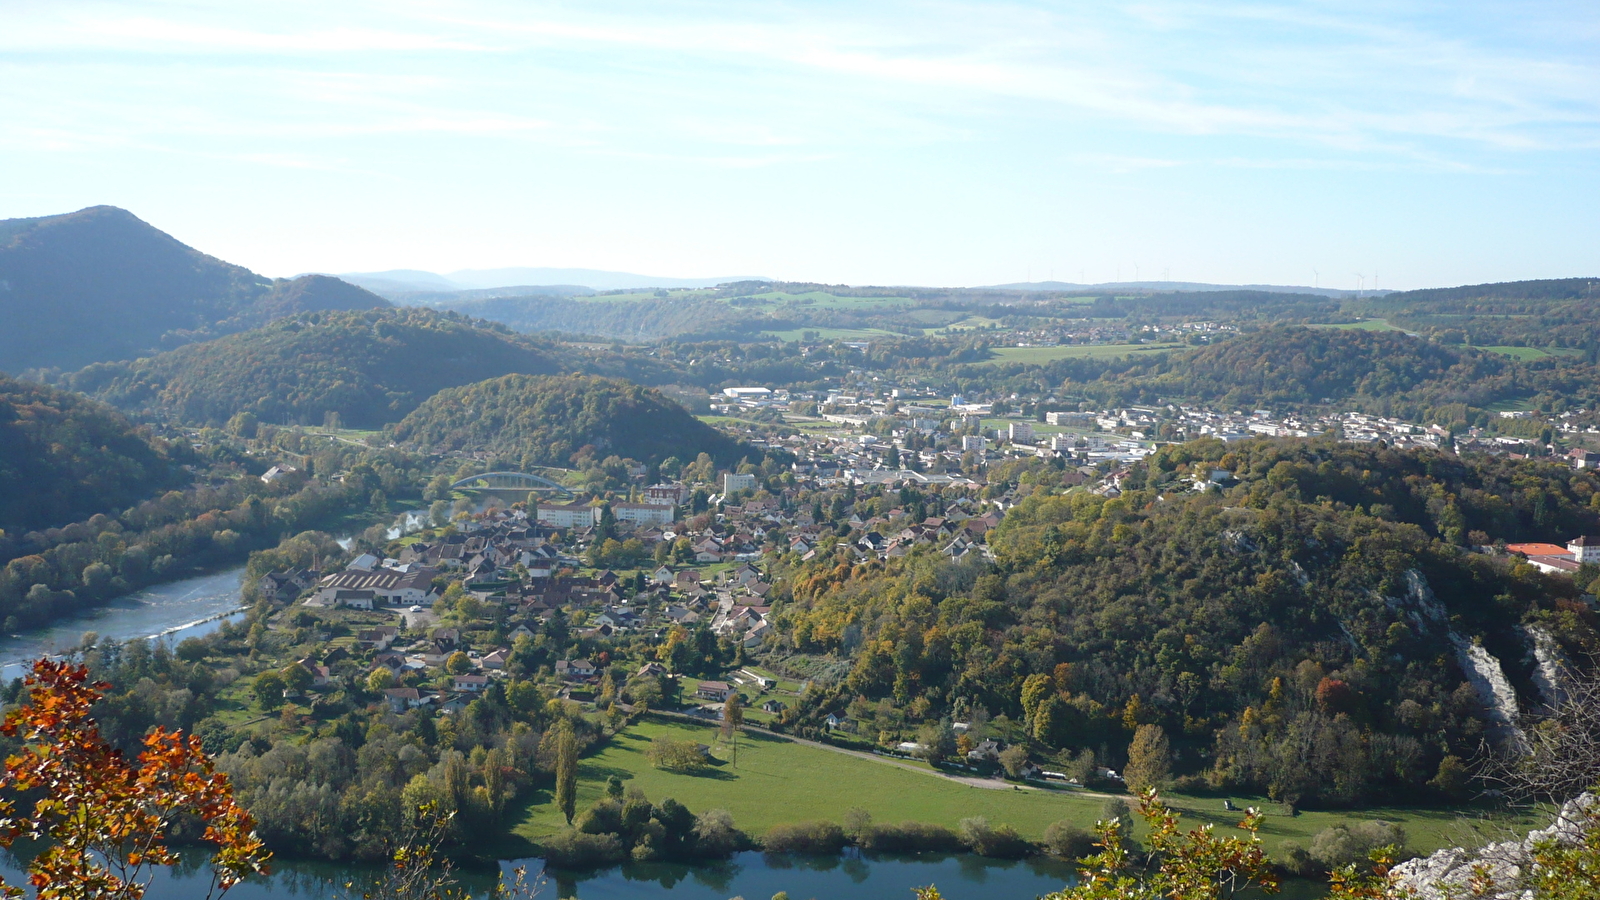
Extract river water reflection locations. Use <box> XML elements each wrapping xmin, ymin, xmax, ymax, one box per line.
<box><xmin>0</xmin><ymin>506</ymin><xmax>440</xmax><ymax>682</ymax></box>
<box><xmin>0</xmin><ymin>567</ymin><xmax>249</xmax><ymax>681</ymax></box>
<box><xmin>0</xmin><ymin>850</ymin><xmax>1084</xmax><ymax>900</ymax></box>
<box><xmin>0</xmin><ymin>519</ymin><xmax>1333</xmax><ymax>900</ymax></box>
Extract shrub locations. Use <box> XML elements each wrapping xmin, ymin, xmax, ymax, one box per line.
<box><xmin>574</xmin><ymin>798</ymin><xmax>623</xmax><ymax>835</ymax></box>
<box><xmin>858</xmin><ymin>821</ymin><xmax>965</xmax><ymax>854</ymax></box>
<box><xmin>1042</xmin><ymin>821</ymin><xmax>1097</xmax><ymax>861</ymax></box>
<box><xmin>646</xmin><ymin>736</ymin><xmax>708</xmax><ymax>772</ymax></box>
<box><xmin>692</xmin><ymin>808</ymin><xmax>746</xmax><ymax>858</ymax></box>
<box><xmin>1275</xmin><ymin>839</ymin><xmax>1316</xmax><ymax>877</ymax></box>
<box><xmin>540</xmin><ymin>830</ymin><xmax>626</xmax><ymax>868</ymax></box>
<box><xmin>1308</xmin><ymin>821</ymin><xmax>1408</xmax><ymax>869</ymax></box>
<box><xmin>959</xmin><ymin>816</ymin><xmax>1034</xmax><ymax>859</ymax></box>
<box><xmin>762</xmin><ymin>821</ymin><xmax>847</xmax><ymax>854</ymax></box>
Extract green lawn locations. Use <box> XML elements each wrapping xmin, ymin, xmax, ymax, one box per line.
<box><xmin>977</xmin><ymin>344</ymin><xmax>1185</xmax><ymax>365</ymax></box>
<box><xmin>764</xmin><ymin>326</ymin><xmax>909</xmax><ymax>342</ymax></box>
<box><xmin>935</xmin><ymin>316</ymin><xmax>1005</xmax><ymax>333</ymax></box>
<box><xmin>696</xmin><ymin>414</ymin><xmax>779</xmax><ymax>428</ymax></box>
<box><xmin>1314</xmin><ymin>319</ymin><xmax>1402</xmax><ymax>331</ymax></box>
<box><xmin>978</xmin><ymin>417</ymin><xmax>1072</xmax><ymax>436</ymax></box>
<box><xmin>1467</xmin><ymin>345</ymin><xmax>1584</xmax><ymax>361</ymax></box>
<box><xmin>507</xmin><ymin>719</ymin><xmax>1532</xmax><ymax>859</ymax></box>
<box><xmin>749</xmin><ymin>291</ymin><xmax>916</xmax><ymax>309</ymax></box>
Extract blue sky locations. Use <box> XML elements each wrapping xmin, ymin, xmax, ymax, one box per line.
<box><xmin>3</xmin><ymin>0</ymin><xmax>1597</xmax><ymax>289</ymax></box>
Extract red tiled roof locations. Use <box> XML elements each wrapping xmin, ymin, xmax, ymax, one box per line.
<box><xmin>1507</xmin><ymin>543</ymin><xmax>1572</xmax><ymax>557</ymax></box>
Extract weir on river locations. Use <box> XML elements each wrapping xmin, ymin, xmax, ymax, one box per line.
<box><xmin>0</xmin><ymin>566</ymin><xmax>250</xmax><ymax>681</ymax></box>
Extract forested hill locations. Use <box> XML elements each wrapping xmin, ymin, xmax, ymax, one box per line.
<box><xmin>394</xmin><ymin>374</ymin><xmax>750</xmax><ymax>468</ymax></box>
<box><xmin>0</xmin><ymin>206</ymin><xmax>389</xmax><ymax>373</ymax></box>
<box><xmin>0</xmin><ymin>374</ymin><xmax>184</xmax><ymax>535</ymax></box>
<box><xmin>1355</xmin><ymin>278</ymin><xmax>1600</xmax><ymax>349</ymax></box>
<box><xmin>778</xmin><ymin>438</ymin><xmax>1600</xmax><ymax>808</ymax></box>
<box><xmin>67</xmin><ymin>308</ymin><xmax>568</xmax><ymax>429</ymax></box>
<box><xmin>1378</xmin><ymin>277</ymin><xmax>1600</xmax><ymax>306</ymax></box>
<box><xmin>1136</xmin><ymin>326</ymin><xmax>1515</xmax><ymax>405</ymax></box>
<box><xmin>420</xmin><ymin>294</ymin><xmax>755</xmax><ymax>341</ymax></box>
<box><xmin>972</xmin><ymin>325</ymin><xmax>1590</xmax><ymax>417</ymax></box>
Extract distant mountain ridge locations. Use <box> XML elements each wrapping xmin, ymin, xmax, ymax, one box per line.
<box><xmin>339</xmin><ymin>267</ymin><xmax>770</xmax><ymax>296</ymax></box>
<box><xmin>1376</xmin><ymin>276</ymin><xmax>1600</xmax><ymax>304</ymax></box>
<box><xmin>982</xmin><ymin>279</ymin><xmax>1373</xmax><ymax>299</ymax></box>
<box><xmin>0</xmin><ymin>206</ymin><xmax>390</xmax><ymax>373</ymax></box>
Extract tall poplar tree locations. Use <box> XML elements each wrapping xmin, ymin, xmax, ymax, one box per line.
<box><xmin>553</xmin><ymin>720</ymin><xmax>578</xmax><ymax>825</ymax></box>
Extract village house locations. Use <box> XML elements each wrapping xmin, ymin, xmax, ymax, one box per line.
<box><xmin>382</xmin><ymin>687</ymin><xmax>429</xmax><ymax>712</ymax></box>
<box><xmin>696</xmin><ymin>680</ymin><xmax>732</xmax><ymax>701</ymax></box>
<box><xmin>556</xmin><ymin>658</ymin><xmax>598</xmax><ymax>681</ymax></box>
<box><xmin>356</xmin><ymin>626</ymin><xmax>400</xmax><ymax>651</ymax></box>
<box><xmin>259</xmin><ymin>569</ymin><xmax>316</xmax><ymax>603</ymax></box>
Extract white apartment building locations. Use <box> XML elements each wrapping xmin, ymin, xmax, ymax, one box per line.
<box><xmin>536</xmin><ymin>503</ymin><xmax>600</xmax><ymax>529</ymax></box>
<box><xmin>612</xmin><ymin>503</ymin><xmax>676</xmax><ymax>527</ymax></box>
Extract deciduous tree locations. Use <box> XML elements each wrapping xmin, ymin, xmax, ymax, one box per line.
<box><xmin>0</xmin><ymin>659</ymin><xmax>271</xmax><ymax>900</ymax></box>
<box><xmin>1124</xmin><ymin>724</ymin><xmax>1171</xmax><ymax>794</ymax></box>
<box><xmin>553</xmin><ymin>720</ymin><xmax>578</xmax><ymax>825</ymax></box>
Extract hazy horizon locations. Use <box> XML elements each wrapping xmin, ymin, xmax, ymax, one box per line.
<box><xmin>3</xmin><ymin>1</ymin><xmax>1597</xmax><ymax>291</ymax></box>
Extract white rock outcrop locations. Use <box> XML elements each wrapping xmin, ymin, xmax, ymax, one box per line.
<box><xmin>1391</xmin><ymin>793</ymin><xmax>1597</xmax><ymax>899</ymax></box>
<box><xmin>1391</xmin><ymin>570</ymin><xmax>1525</xmax><ymax>746</ymax></box>
<box><xmin>1523</xmin><ymin>624</ymin><xmax>1574</xmax><ymax>712</ymax></box>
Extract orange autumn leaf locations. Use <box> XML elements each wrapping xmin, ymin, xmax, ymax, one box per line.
<box><xmin>0</xmin><ymin>659</ymin><xmax>271</xmax><ymax>900</ymax></box>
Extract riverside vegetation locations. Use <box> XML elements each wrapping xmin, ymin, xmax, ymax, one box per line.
<box><xmin>7</xmin><ymin>208</ymin><xmax>1600</xmax><ymax>893</ymax></box>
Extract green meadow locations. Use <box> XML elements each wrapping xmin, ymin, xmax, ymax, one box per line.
<box><xmin>506</xmin><ymin>718</ymin><xmax>1532</xmax><ymax>860</ymax></box>
<box><xmin>977</xmin><ymin>343</ymin><xmax>1185</xmax><ymax>365</ymax></box>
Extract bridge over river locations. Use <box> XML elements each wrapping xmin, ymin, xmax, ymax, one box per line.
<box><xmin>448</xmin><ymin>471</ymin><xmax>574</xmax><ymax>496</ymax></box>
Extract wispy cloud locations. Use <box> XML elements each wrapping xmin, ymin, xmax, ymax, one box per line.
<box><xmin>2</xmin><ymin>0</ymin><xmax>1597</xmax><ymax>291</ymax></box>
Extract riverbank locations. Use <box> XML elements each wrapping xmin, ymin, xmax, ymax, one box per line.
<box><xmin>0</xmin><ymin>566</ymin><xmax>249</xmax><ymax>680</ymax></box>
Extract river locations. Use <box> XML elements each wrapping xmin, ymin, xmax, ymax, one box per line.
<box><xmin>0</xmin><ymin>567</ymin><xmax>249</xmax><ymax>681</ymax></box>
<box><xmin>0</xmin><ymin>848</ymin><xmax>1333</xmax><ymax>899</ymax></box>
<box><xmin>0</xmin><ymin>516</ymin><xmax>1328</xmax><ymax>899</ymax></box>
<box><xmin>0</xmin><ymin>507</ymin><xmax>449</xmax><ymax>683</ymax></box>
<box><xmin>0</xmin><ymin>849</ymin><xmax>1083</xmax><ymax>900</ymax></box>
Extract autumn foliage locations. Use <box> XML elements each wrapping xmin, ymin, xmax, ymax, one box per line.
<box><xmin>0</xmin><ymin>659</ymin><xmax>270</xmax><ymax>899</ymax></box>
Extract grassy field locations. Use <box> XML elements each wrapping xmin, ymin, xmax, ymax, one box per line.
<box><xmin>696</xmin><ymin>414</ymin><xmax>780</xmax><ymax>429</ymax></box>
<box><xmin>1468</xmin><ymin>345</ymin><xmax>1584</xmax><ymax>361</ymax></box>
<box><xmin>764</xmin><ymin>326</ymin><xmax>908</xmax><ymax>342</ymax></box>
<box><xmin>1315</xmin><ymin>319</ymin><xmax>1403</xmax><ymax>331</ymax></box>
<box><xmin>506</xmin><ymin>719</ymin><xmax>1533</xmax><ymax>859</ymax></box>
<box><xmin>749</xmin><ymin>291</ymin><xmax>915</xmax><ymax>309</ymax></box>
<box><xmin>977</xmin><ymin>343</ymin><xmax>1185</xmax><ymax>365</ymax></box>
<box><xmin>977</xmin><ymin>418</ymin><xmax>1071</xmax><ymax>437</ymax></box>
<box><xmin>935</xmin><ymin>316</ymin><xmax>1005</xmax><ymax>333</ymax></box>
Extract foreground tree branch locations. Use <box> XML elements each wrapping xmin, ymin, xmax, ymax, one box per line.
<box><xmin>0</xmin><ymin>659</ymin><xmax>271</xmax><ymax>900</ymax></box>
